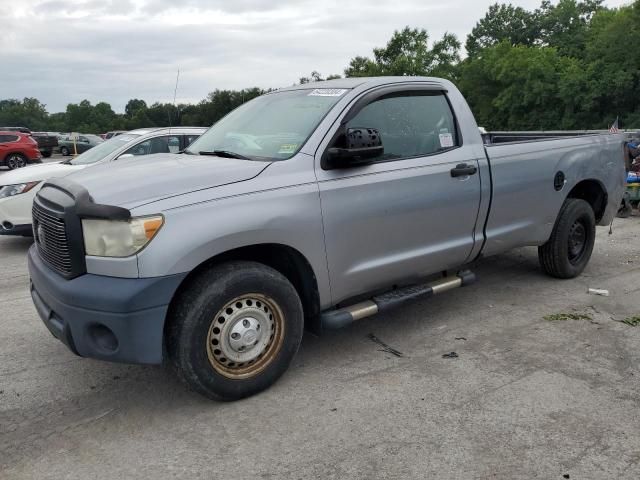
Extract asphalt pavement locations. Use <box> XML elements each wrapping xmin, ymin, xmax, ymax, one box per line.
<box><xmin>0</xmin><ymin>168</ymin><xmax>639</xmax><ymax>478</ymax></box>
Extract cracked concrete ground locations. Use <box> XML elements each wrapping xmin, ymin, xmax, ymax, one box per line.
<box><xmin>0</xmin><ymin>211</ymin><xmax>639</xmax><ymax>479</ymax></box>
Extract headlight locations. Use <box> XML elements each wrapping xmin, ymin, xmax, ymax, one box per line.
<box><xmin>82</xmin><ymin>215</ymin><xmax>164</xmax><ymax>257</ymax></box>
<box><xmin>0</xmin><ymin>181</ymin><xmax>40</xmax><ymax>199</ymax></box>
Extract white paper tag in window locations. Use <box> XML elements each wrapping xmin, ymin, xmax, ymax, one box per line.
<box><xmin>439</xmin><ymin>133</ymin><xmax>454</xmax><ymax>148</ymax></box>
<box><xmin>308</xmin><ymin>89</ymin><xmax>348</xmax><ymax>97</ymax></box>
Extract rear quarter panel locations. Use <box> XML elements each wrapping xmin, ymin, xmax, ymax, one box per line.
<box><xmin>482</xmin><ymin>134</ymin><xmax>626</xmax><ymax>256</ymax></box>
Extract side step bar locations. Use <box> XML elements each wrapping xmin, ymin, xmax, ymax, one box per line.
<box><xmin>320</xmin><ymin>270</ymin><xmax>476</xmax><ymax>330</ymax></box>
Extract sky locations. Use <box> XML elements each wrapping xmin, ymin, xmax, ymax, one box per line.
<box><xmin>0</xmin><ymin>0</ymin><xmax>632</xmax><ymax>113</ymax></box>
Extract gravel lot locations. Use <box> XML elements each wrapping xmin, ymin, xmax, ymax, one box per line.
<box><xmin>0</xmin><ymin>173</ymin><xmax>639</xmax><ymax>478</ymax></box>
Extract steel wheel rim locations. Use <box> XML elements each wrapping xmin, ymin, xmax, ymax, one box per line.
<box><xmin>206</xmin><ymin>294</ymin><xmax>285</xmax><ymax>379</ymax></box>
<box><xmin>568</xmin><ymin>220</ymin><xmax>587</xmax><ymax>264</ymax></box>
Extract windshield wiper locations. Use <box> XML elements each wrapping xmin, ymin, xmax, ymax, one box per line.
<box><xmin>199</xmin><ymin>150</ymin><xmax>251</xmax><ymax>160</ymax></box>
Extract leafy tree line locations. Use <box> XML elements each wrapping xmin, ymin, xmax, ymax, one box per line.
<box><xmin>0</xmin><ymin>88</ymin><xmax>267</xmax><ymax>134</ymax></box>
<box><xmin>343</xmin><ymin>0</ymin><xmax>640</xmax><ymax>130</ymax></box>
<box><xmin>1</xmin><ymin>0</ymin><xmax>638</xmax><ymax>133</ymax></box>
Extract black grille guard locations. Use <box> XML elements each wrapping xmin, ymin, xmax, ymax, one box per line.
<box><xmin>33</xmin><ymin>178</ymin><xmax>133</xmax><ymax>279</ymax></box>
<box><xmin>41</xmin><ymin>177</ymin><xmax>131</xmax><ymax>221</ymax></box>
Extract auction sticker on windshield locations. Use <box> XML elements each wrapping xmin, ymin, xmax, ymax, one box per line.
<box><xmin>278</xmin><ymin>144</ymin><xmax>298</xmax><ymax>155</ymax></box>
<box><xmin>308</xmin><ymin>89</ymin><xmax>348</xmax><ymax>97</ymax></box>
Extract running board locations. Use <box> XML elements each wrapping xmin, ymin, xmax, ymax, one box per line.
<box><xmin>320</xmin><ymin>270</ymin><xmax>476</xmax><ymax>330</ymax></box>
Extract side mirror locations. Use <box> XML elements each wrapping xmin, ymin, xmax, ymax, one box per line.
<box><xmin>118</xmin><ymin>154</ymin><xmax>134</xmax><ymax>160</ymax></box>
<box><xmin>324</xmin><ymin>127</ymin><xmax>383</xmax><ymax>169</ymax></box>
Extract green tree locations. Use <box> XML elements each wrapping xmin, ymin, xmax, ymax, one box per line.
<box><xmin>581</xmin><ymin>1</ymin><xmax>640</xmax><ymax>127</ymax></box>
<box><xmin>124</xmin><ymin>99</ymin><xmax>148</xmax><ymax>118</ymax></box>
<box><xmin>91</xmin><ymin>102</ymin><xmax>118</xmax><ymax>131</ymax></box>
<box><xmin>466</xmin><ymin>3</ymin><xmax>539</xmax><ymax>57</ymax></box>
<box><xmin>65</xmin><ymin>100</ymin><xmax>98</xmax><ymax>132</ymax></box>
<box><xmin>536</xmin><ymin>0</ymin><xmax>606</xmax><ymax>58</ymax></box>
<box><xmin>344</xmin><ymin>27</ymin><xmax>460</xmax><ymax>79</ymax></box>
<box><xmin>197</xmin><ymin>88</ymin><xmax>265</xmax><ymax>125</ymax></box>
<box><xmin>458</xmin><ymin>42</ymin><xmax>581</xmax><ymax>130</ymax></box>
<box><xmin>0</xmin><ymin>98</ymin><xmax>49</xmax><ymax>130</ymax></box>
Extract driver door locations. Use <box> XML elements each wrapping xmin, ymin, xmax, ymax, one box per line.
<box><xmin>316</xmin><ymin>88</ymin><xmax>483</xmax><ymax>304</ymax></box>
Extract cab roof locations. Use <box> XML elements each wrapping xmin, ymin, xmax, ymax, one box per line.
<box><xmin>275</xmin><ymin>76</ymin><xmax>447</xmax><ymax>93</ymax></box>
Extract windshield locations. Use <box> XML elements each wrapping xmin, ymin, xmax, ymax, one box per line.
<box><xmin>186</xmin><ymin>88</ymin><xmax>348</xmax><ymax>160</ymax></box>
<box><xmin>68</xmin><ymin>134</ymin><xmax>140</xmax><ymax>165</ymax></box>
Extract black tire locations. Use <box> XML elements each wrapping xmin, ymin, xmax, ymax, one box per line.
<box><xmin>167</xmin><ymin>261</ymin><xmax>304</xmax><ymax>401</ymax></box>
<box><xmin>5</xmin><ymin>153</ymin><xmax>27</xmax><ymax>170</ymax></box>
<box><xmin>60</xmin><ymin>146</ymin><xmax>70</xmax><ymax>156</ymax></box>
<box><xmin>42</xmin><ymin>150</ymin><xmax>52</xmax><ymax>158</ymax></box>
<box><xmin>538</xmin><ymin>198</ymin><xmax>596</xmax><ymax>279</ymax></box>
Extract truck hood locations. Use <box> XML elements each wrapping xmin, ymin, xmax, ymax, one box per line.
<box><xmin>64</xmin><ymin>153</ymin><xmax>272</xmax><ymax>208</ymax></box>
<box><xmin>0</xmin><ymin>162</ymin><xmax>85</xmax><ymax>186</ymax></box>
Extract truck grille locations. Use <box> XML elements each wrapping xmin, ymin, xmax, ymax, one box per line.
<box><xmin>32</xmin><ymin>202</ymin><xmax>73</xmax><ymax>276</ymax></box>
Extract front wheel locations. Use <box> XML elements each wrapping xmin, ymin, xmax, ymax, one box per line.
<box><xmin>167</xmin><ymin>261</ymin><xmax>304</xmax><ymax>401</ymax></box>
<box><xmin>60</xmin><ymin>146</ymin><xmax>70</xmax><ymax>156</ymax></box>
<box><xmin>42</xmin><ymin>150</ymin><xmax>52</xmax><ymax>158</ymax></box>
<box><xmin>538</xmin><ymin>198</ymin><xmax>596</xmax><ymax>279</ymax></box>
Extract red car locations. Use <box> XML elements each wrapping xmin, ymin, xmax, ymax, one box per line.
<box><xmin>0</xmin><ymin>131</ymin><xmax>42</xmax><ymax>170</ymax></box>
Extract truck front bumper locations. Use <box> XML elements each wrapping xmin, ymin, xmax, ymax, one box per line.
<box><xmin>28</xmin><ymin>245</ymin><xmax>187</xmax><ymax>365</ymax></box>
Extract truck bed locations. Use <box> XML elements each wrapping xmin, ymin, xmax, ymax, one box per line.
<box><xmin>480</xmin><ymin>132</ymin><xmax>626</xmax><ymax>256</ymax></box>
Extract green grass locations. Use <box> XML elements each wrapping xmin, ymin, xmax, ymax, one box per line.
<box><xmin>543</xmin><ymin>312</ymin><xmax>593</xmax><ymax>322</ymax></box>
<box><xmin>620</xmin><ymin>316</ymin><xmax>640</xmax><ymax>327</ymax></box>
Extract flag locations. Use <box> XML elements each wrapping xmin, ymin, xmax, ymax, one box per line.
<box><xmin>609</xmin><ymin>117</ymin><xmax>620</xmax><ymax>133</ymax></box>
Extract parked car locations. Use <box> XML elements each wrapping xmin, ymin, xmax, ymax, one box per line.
<box><xmin>31</xmin><ymin>132</ymin><xmax>59</xmax><ymax>158</ymax></box>
<box><xmin>27</xmin><ymin>77</ymin><xmax>625</xmax><ymax>401</ymax></box>
<box><xmin>57</xmin><ymin>134</ymin><xmax>103</xmax><ymax>156</ymax></box>
<box><xmin>0</xmin><ymin>127</ymin><xmax>205</xmax><ymax>236</ymax></box>
<box><xmin>102</xmin><ymin>130</ymin><xmax>126</xmax><ymax>140</ymax></box>
<box><xmin>0</xmin><ymin>131</ymin><xmax>42</xmax><ymax>170</ymax></box>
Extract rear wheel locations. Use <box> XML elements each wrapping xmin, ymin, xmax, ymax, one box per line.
<box><xmin>6</xmin><ymin>153</ymin><xmax>27</xmax><ymax>169</ymax></box>
<box><xmin>167</xmin><ymin>261</ymin><xmax>304</xmax><ymax>401</ymax></box>
<box><xmin>42</xmin><ymin>150</ymin><xmax>52</xmax><ymax>158</ymax></box>
<box><xmin>538</xmin><ymin>198</ymin><xmax>596</xmax><ymax>279</ymax></box>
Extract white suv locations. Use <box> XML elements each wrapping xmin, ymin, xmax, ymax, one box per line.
<box><xmin>0</xmin><ymin>127</ymin><xmax>206</xmax><ymax>236</ymax></box>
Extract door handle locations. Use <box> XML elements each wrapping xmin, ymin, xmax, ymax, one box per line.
<box><xmin>450</xmin><ymin>163</ymin><xmax>477</xmax><ymax>177</ymax></box>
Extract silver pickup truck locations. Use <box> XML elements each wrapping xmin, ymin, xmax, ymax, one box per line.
<box><xmin>27</xmin><ymin>77</ymin><xmax>626</xmax><ymax>400</ymax></box>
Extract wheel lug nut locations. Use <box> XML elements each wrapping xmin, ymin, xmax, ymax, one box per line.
<box><xmin>231</xmin><ymin>332</ymin><xmax>240</xmax><ymax>339</ymax></box>
<box><xmin>243</xmin><ymin>319</ymin><xmax>250</xmax><ymax>328</ymax></box>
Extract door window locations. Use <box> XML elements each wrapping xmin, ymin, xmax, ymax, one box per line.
<box><xmin>123</xmin><ymin>135</ymin><xmax>181</xmax><ymax>156</ymax></box>
<box><xmin>344</xmin><ymin>92</ymin><xmax>458</xmax><ymax>162</ymax></box>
